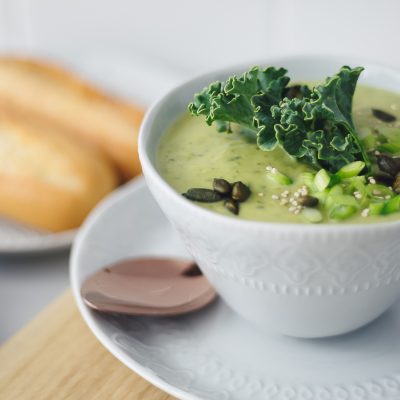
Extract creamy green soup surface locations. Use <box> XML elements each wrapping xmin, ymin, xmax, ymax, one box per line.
<box><xmin>157</xmin><ymin>85</ymin><xmax>400</xmax><ymax>223</ymax></box>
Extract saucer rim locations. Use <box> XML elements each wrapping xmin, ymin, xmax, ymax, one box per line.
<box><xmin>70</xmin><ymin>176</ymin><xmax>201</xmax><ymax>400</ymax></box>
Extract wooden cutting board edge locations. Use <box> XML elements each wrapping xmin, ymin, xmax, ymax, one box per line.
<box><xmin>0</xmin><ymin>290</ymin><xmax>175</xmax><ymax>400</ymax></box>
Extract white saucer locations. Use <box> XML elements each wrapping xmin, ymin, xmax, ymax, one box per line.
<box><xmin>70</xmin><ymin>177</ymin><xmax>400</xmax><ymax>400</ymax></box>
<box><xmin>0</xmin><ymin>218</ymin><xmax>75</xmax><ymax>254</ymax></box>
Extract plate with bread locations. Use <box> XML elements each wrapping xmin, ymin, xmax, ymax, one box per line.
<box><xmin>0</xmin><ymin>57</ymin><xmax>143</xmax><ymax>253</ymax></box>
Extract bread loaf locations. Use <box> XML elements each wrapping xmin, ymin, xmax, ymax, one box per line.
<box><xmin>0</xmin><ymin>57</ymin><xmax>144</xmax><ymax>180</ymax></box>
<box><xmin>0</xmin><ymin>115</ymin><xmax>119</xmax><ymax>231</ymax></box>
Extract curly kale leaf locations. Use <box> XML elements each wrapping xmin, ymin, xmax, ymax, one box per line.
<box><xmin>188</xmin><ymin>66</ymin><xmax>290</xmax><ymax>134</ymax></box>
<box><xmin>188</xmin><ymin>65</ymin><xmax>369</xmax><ymax>173</ymax></box>
<box><xmin>270</xmin><ymin>66</ymin><xmax>369</xmax><ymax>171</ymax></box>
<box><xmin>272</xmin><ymin>97</ymin><xmax>364</xmax><ymax>171</ymax></box>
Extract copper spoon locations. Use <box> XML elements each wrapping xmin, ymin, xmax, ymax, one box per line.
<box><xmin>81</xmin><ymin>258</ymin><xmax>217</xmax><ymax>316</ymax></box>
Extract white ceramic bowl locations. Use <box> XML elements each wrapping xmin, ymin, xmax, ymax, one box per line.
<box><xmin>139</xmin><ymin>56</ymin><xmax>400</xmax><ymax>338</ymax></box>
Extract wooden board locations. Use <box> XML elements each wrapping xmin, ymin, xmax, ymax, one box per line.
<box><xmin>0</xmin><ymin>290</ymin><xmax>176</xmax><ymax>399</ymax></box>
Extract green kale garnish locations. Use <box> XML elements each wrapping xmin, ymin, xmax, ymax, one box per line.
<box><xmin>188</xmin><ymin>66</ymin><xmax>370</xmax><ymax>173</ymax></box>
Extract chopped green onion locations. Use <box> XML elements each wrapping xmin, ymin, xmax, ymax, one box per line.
<box><xmin>310</xmin><ymin>190</ymin><xmax>329</xmax><ymax>206</ymax></box>
<box><xmin>265</xmin><ymin>166</ymin><xmax>293</xmax><ymax>185</ymax></box>
<box><xmin>314</xmin><ymin>169</ymin><xmax>331</xmax><ymax>191</ymax></box>
<box><xmin>378</xmin><ymin>142</ymin><xmax>400</xmax><ymax>154</ymax></box>
<box><xmin>329</xmin><ymin>185</ymin><xmax>343</xmax><ymax>196</ymax></box>
<box><xmin>381</xmin><ymin>196</ymin><xmax>400</xmax><ymax>215</ymax></box>
<box><xmin>329</xmin><ymin>205</ymin><xmax>357</xmax><ymax>220</ymax></box>
<box><xmin>362</xmin><ymin>134</ymin><xmax>378</xmax><ymax>151</ymax></box>
<box><xmin>326</xmin><ymin>194</ymin><xmax>359</xmax><ymax>209</ymax></box>
<box><xmin>300</xmin><ymin>172</ymin><xmax>316</xmax><ymax>191</ymax></box>
<box><xmin>344</xmin><ymin>176</ymin><xmax>366</xmax><ymax>191</ymax></box>
<box><xmin>301</xmin><ymin>208</ymin><xmax>323</xmax><ymax>223</ymax></box>
<box><xmin>365</xmin><ymin>184</ymin><xmax>394</xmax><ymax>199</ymax></box>
<box><xmin>335</xmin><ymin>161</ymin><xmax>365</xmax><ymax>179</ymax></box>
<box><xmin>369</xmin><ymin>202</ymin><xmax>385</xmax><ymax>215</ymax></box>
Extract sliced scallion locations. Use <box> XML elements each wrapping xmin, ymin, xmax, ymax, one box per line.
<box><xmin>369</xmin><ymin>202</ymin><xmax>385</xmax><ymax>215</ymax></box>
<box><xmin>335</xmin><ymin>161</ymin><xmax>365</xmax><ymax>179</ymax></box>
<box><xmin>314</xmin><ymin>169</ymin><xmax>331</xmax><ymax>192</ymax></box>
<box><xmin>265</xmin><ymin>167</ymin><xmax>293</xmax><ymax>185</ymax></box>
<box><xmin>301</xmin><ymin>208</ymin><xmax>323</xmax><ymax>223</ymax></box>
<box><xmin>381</xmin><ymin>196</ymin><xmax>400</xmax><ymax>215</ymax></box>
<box><xmin>329</xmin><ymin>204</ymin><xmax>357</xmax><ymax>220</ymax></box>
<box><xmin>300</xmin><ymin>172</ymin><xmax>316</xmax><ymax>191</ymax></box>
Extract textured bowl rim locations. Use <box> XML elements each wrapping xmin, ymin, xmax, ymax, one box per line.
<box><xmin>139</xmin><ymin>54</ymin><xmax>400</xmax><ymax>233</ymax></box>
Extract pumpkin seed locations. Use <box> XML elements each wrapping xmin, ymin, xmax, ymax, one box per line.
<box><xmin>372</xmin><ymin>108</ymin><xmax>397</xmax><ymax>123</ymax></box>
<box><xmin>224</xmin><ymin>199</ymin><xmax>239</xmax><ymax>215</ymax></box>
<box><xmin>298</xmin><ymin>195</ymin><xmax>319</xmax><ymax>207</ymax></box>
<box><xmin>376</xmin><ymin>154</ymin><xmax>400</xmax><ymax>176</ymax></box>
<box><xmin>231</xmin><ymin>181</ymin><xmax>251</xmax><ymax>202</ymax></box>
<box><xmin>393</xmin><ymin>173</ymin><xmax>400</xmax><ymax>194</ymax></box>
<box><xmin>213</xmin><ymin>178</ymin><xmax>232</xmax><ymax>196</ymax></box>
<box><xmin>183</xmin><ymin>188</ymin><xmax>222</xmax><ymax>202</ymax></box>
<box><xmin>183</xmin><ymin>263</ymin><xmax>203</xmax><ymax>276</ymax></box>
<box><xmin>373</xmin><ymin>171</ymin><xmax>394</xmax><ymax>186</ymax></box>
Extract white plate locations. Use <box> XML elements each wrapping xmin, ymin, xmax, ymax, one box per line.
<box><xmin>70</xmin><ymin>177</ymin><xmax>400</xmax><ymax>400</ymax></box>
<box><xmin>0</xmin><ymin>218</ymin><xmax>75</xmax><ymax>254</ymax></box>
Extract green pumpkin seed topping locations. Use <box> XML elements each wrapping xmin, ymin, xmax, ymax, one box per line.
<box><xmin>183</xmin><ymin>188</ymin><xmax>222</xmax><ymax>202</ymax></box>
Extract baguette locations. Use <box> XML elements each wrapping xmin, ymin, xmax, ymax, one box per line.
<box><xmin>0</xmin><ymin>57</ymin><xmax>144</xmax><ymax>180</ymax></box>
<box><xmin>0</xmin><ymin>115</ymin><xmax>119</xmax><ymax>231</ymax></box>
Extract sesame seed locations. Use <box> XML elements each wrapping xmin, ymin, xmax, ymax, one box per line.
<box><xmin>266</xmin><ymin>165</ymin><xmax>273</xmax><ymax>171</ymax></box>
<box><xmin>271</xmin><ymin>167</ymin><xmax>278</xmax><ymax>174</ymax></box>
<box><xmin>280</xmin><ymin>199</ymin><xmax>288</xmax><ymax>205</ymax></box>
<box><xmin>368</xmin><ymin>177</ymin><xmax>377</xmax><ymax>184</ymax></box>
<box><xmin>288</xmin><ymin>206</ymin><xmax>296</xmax><ymax>212</ymax></box>
<box><xmin>385</xmin><ymin>195</ymin><xmax>391</xmax><ymax>200</ymax></box>
<box><xmin>271</xmin><ymin>194</ymin><xmax>279</xmax><ymax>200</ymax></box>
<box><xmin>361</xmin><ymin>208</ymin><xmax>370</xmax><ymax>218</ymax></box>
<box><xmin>372</xmin><ymin>189</ymin><xmax>382</xmax><ymax>196</ymax></box>
<box><xmin>258</xmin><ymin>192</ymin><xmax>265</xmax><ymax>197</ymax></box>
<box><xmin>353</xmin><ymin>191</ymin><xmax>362</xmax><ymax>199</ymax></box>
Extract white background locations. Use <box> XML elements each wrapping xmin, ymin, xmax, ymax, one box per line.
<box><xmin>0</xmin><ymin>0</ymin><xmax>400</xmax><ymax>342</ymax></box>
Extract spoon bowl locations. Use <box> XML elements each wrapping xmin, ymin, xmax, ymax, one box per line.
<box><xmin>81</xmin><ymin>258</ymin><xmax>217</xmax><ymax>316</ymax></box>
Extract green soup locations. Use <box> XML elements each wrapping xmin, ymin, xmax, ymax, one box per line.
<box><xmin>157</xmin><ymin>85</ymin><xmax>400</xmax><ymax>223</ymax></box>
